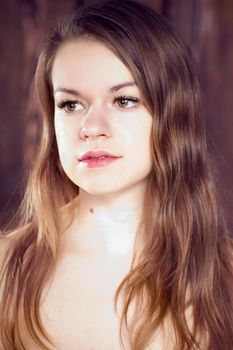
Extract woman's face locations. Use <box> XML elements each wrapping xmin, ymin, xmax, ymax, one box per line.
<box><xmin>52</xmin><ymin>40</ymin><xmax>153</xmax><ymax>196</ymax></box>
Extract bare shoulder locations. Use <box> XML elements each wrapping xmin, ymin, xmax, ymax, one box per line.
<box><xmin>145</xmin><ymin>315</ymin><xmax>176</xmax><ymax>350</ymax></box>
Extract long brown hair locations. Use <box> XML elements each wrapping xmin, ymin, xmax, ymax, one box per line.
<box><xmin>0</xmin><ymin>1</ymin><xmax>232</xmax><ymax>349</ymax></box>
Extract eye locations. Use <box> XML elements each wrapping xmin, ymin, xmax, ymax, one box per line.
<box><xmin>57</xmin><ymin>99</ymin><xmax>84</xmax><ymax>112</ymax></box>
<box><xmin>114</xmin><ymin>96</ymin><xmax>139</xmax><ymax>109</ymax></box>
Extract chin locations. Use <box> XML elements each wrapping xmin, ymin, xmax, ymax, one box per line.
<box><xmin>76</xmin><ymin>179</ymin><xmax>130</xmax><ymax>196</ymax></box>
<box><xmin>81</xmin><ymin>185</ymin><xmax>123</xmax><ymax>197</ymax></box>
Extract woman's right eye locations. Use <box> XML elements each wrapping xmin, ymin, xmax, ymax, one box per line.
<box><xmin>57</xmin><ymin>100</ymin><xmax>84</xmax><ymax>112</ymax></box>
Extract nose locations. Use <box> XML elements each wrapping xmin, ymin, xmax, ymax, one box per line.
<box><xmin>80</xmin><ymin>105</ymin><xmax>112</xmax><ymax>141</ymax></box>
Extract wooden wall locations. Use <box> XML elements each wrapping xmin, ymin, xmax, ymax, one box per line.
<box><xmin>0</xmin><ymin>0</ymin><xmax>232</xmax><ymax>230</ymax></box>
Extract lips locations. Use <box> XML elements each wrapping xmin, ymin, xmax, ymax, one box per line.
<box><xmin>79</xmin><ymin>151</ymin><xmax>119</xmax><ymax>161</ymax></box>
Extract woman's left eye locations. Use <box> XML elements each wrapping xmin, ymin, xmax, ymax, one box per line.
<box><xmin>114</xmin><ymin>96</ymin><xmax>139</xmax><ymax>109</ymax></box>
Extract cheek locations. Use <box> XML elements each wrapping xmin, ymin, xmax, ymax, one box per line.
<box><xmin>54</xmin><ymin>116</ymin><xmax>63</xmax><ymax>148</ymax></box>
<box><xmin>138</xmin><ymin>118</ymin><xmax>153</xmax><ymax>167</ymax></box>
<box><xmin>122</xmin><ymin>115</ymin><xmax>152</xmax><ymax>142</ymax></box>
<box><xmin>127</xmin><ymin>117</ymin><xmax>152</xmax><ymax>153</ymax></box>
<box><xmin>54</xmin><ymin>116</ymin><xmax>76</xmax><ymax>155</ymax></box>
<box><xmin>123</xmin><ymin>118</ymin><xmax>152</xmax><ymax>170</ymax></box>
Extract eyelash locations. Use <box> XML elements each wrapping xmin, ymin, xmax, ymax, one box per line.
<box><xmin>113</xmin><ymin>95</ymin><xmax>140</xmax><ymax>109</ymax></box>
<box><xmin>57</xmin><ymin>100</ymin><xmax>81</xmax><ymax>111</ymax></box>
<box><xmin>56</xmin><ymin>95</ymin><xmax>140</xmax><ymax>112</ymax></box>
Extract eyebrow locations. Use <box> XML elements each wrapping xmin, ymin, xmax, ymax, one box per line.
<box><xmin>110</xmin><ymin>81</ymin><xmax>136</xmax><ymax>92</ymax></box>
<box><xmin>54</xmin><ymin>81</ymin><xmax>136</xmax><ymax>96</ymax></box>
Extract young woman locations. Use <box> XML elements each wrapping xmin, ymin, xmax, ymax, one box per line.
<box><xmin>0</xmin><ymin>1</ymin><xmax>232</xmax><ymax>349</ymax></box>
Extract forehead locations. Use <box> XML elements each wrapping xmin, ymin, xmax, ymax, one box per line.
<box><xmin>51</xmin><ymin>40</ymin><xmax>134</xmax><ymax>94</ymax></box>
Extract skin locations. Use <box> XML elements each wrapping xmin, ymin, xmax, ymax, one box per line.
<box><xmin>22</xmin><ymin>40</ymin><xmax>171</xmax><ymax>349</ymax></box>
<box><xmin>52</xmin><ymin>39</ymin><xmax>153</xmax><ymax>260</ymax></box>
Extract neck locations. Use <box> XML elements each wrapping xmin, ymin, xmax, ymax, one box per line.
<box><xmin>62</xmin><ymin>184</ymin><xmax>147</xmax><ymax>260</ymax></box>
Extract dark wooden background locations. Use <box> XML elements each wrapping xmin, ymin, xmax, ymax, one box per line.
<box><xmin>0</xmin><ymin>0</ymin><xmax>232</xmax><ymax>231</ymax></box>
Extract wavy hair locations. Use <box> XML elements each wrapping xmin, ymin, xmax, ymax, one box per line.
<box><xmin>0</xmin><ymin>1</ymin><xmax>232</xmax><ymax>349</ymax></box>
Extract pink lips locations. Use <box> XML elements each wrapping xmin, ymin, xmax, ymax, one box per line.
<box><xmin>79</xmin><ymin>151</ymin><xmax>121</xmax><ymax>168</ymax></box>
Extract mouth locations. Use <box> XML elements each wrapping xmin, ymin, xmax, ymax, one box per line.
<box><xmin>79</xmin><ymin>151</ymin><xmax>121</xmax><ymax>168</ymax></box>
<box><xmin>79</xmin><ymin>151</ymin><xmax>120</xmax><ymax>161</ymax></box>
<box><xmin>83</xmin><ymin>155</ymin><xmax>111</xmax><ymax>160</ymax></box>
<box><xmin>79</xmin><ymin>156</ymin><xmax>120</xmax><ymax>168</ymax></box>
